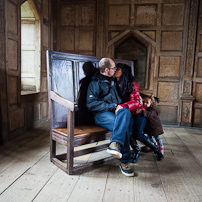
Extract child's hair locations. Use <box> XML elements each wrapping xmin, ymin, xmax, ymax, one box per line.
<box><xmin>149</xmin><ymin>94</ymin><xmax>157</xmax><ymax>107</ymax></box>
<box><xmin>144</xmin><ymin>94</ymin><xmax>157</xmax><ymax>107</ymax></box>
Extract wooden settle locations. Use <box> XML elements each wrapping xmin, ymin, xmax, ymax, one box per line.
<box><xmin>46</xmin><ymin>50</ymin><xmax>133</xmax><ymax>174</ymax></box>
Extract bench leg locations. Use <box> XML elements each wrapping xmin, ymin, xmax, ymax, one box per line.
<box><xmin>50</xmin><ymin>139</ymin><xmax>56</xmax><ymax>161</ymax></box>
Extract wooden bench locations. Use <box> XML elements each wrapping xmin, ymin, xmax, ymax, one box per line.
<box><xmin>46</xmin><ymin>51</ymin><xmax>132</xmax><ymax>174</ymax></box>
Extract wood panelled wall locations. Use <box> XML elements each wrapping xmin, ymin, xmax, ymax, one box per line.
<box><xmin>193</xmin><ymin>1</ymin><xmax>202</xmax><ymax>127</ymax></box>
<box><xmin>1</xmin><ymin>0</ymin><xmax>202</xmax><ymax>143</ymax></box>
<box><xmin>53</xmin><ymin>0</ymin><xmax>202</xmax><ymax>127</ymax></box>
<box><xmin>0</xmin><ymin>0</ymin><xmax>51</xmax><ymax>144</ymax></box>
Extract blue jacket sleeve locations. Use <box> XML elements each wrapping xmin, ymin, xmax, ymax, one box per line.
<box><xmin>86</xmin><ymin>81</ymin><xmax>116</xmax><ymax>112</ymax></box>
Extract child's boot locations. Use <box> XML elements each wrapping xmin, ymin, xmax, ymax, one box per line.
<box><xmin>159</xmin><ymin>145</ymin><xmax>164</xmax><ymax>154</ymax></box>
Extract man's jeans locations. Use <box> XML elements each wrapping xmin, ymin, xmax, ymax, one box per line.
<box><xmin>94</xmin><ymin>108</ymin><xmax>131</xmax><ymax>164</ymax></box>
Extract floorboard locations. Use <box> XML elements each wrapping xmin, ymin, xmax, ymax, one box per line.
<box><xmin>0</xmin><ymin>124</ymin><xmax>202</xmax><ymax>202</ymax></box>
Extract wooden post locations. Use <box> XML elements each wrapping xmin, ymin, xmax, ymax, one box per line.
<box><xmin>67</xmin><ymin>109</ymin><xmax>74</xmax><ymax>174</ymax></box>
<box><xmin>0</xmin><ymin>0</ymin><xmax>8</xmax><ymax>144</ymax></box>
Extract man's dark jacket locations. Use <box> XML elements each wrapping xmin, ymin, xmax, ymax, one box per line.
<box><xmin>86</xmin><ymin>71</ymin><xmax>122</xmax><ymax>113</ymax></box>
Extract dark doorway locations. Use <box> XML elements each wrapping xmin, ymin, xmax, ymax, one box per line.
<box><xmin>115</xmin><ymin>37</ymin><xmax>147</xmax><ymax>88</ymax></box>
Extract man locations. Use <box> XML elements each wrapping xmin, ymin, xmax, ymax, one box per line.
<box><xmin>86</xmin><ymin>58</ymin><xmax>134</xmax><ymax>177</ymax></box>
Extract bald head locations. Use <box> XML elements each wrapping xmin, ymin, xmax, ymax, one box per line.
<box><xmin>99</xmin><ymin>58</ymin><xmax>114</xmax><ymax>73</ymax></box>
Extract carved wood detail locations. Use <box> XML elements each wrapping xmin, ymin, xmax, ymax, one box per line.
<box><xmin>185</xmin><ymin>0</ymin><xmax>198</xmax><ymax>76</ymax></box>
<box><xmin>183</xmin><ymin>80</ymin><xmax>192</xmax><ymax>94</ymax></box>
<box><xmin>182</xmin><ymin>102</ymin><xmax>190</xmax><ymax>122</ymax></box>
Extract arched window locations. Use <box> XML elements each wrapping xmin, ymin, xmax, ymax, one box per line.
<box><xmin>21</xmin><ymin>0</ymin><xmax>41</xmax><ymax>94</ymax></box>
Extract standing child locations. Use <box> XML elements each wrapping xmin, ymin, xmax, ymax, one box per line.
<box><xmin>137</xmin><ymin>95</ymin><xmax>164</xmax><ymax>154</ymax></box>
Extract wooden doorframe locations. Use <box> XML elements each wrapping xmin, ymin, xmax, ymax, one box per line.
<box><xmin>0</xmin><ymin>0</ymin><xmax>8</xmax><ymax>144</ymax></box>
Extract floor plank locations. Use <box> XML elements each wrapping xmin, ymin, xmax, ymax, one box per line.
<box><xmin>102</xmin><ymin>160</ymin><xmax>134</xmax><ymax>202</ymax></box>
<box><xmin>133</xmin><ymin>153</ymin><xmax>167</xmax><ymax>202</ymax></box>
<box><xmin>0</xmin><ymin>154</ymin><xmax>57</xmax><ymax>202</ymax></box>
<box><xmin>33</xmin><ymin>169</ymin><xmax>79</xmax><ymax>202</ymax></box>
<box><xmin>159</xmin><ymin>127</ymin><xmax>202</xmax><ymax>201</ymax></box>
<box><xmin>1</xmin><ymin>125</ymin><xmax>202</xmax><ymax>202</ymax></box>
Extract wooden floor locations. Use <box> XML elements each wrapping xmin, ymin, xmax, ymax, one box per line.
<box><xmin>1</xmin><ymin>123</ymin><xmax>202</xmax><ymax>202</ymax></box>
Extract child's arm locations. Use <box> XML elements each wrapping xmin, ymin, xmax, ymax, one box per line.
<box><xmin>138</xmin><ymin>106</ymin><xmax>160</xmax><ymax>118</ymax></box>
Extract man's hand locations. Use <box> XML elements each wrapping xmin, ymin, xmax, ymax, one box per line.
<box><xmin>115</xmin><ymin>105</ymin><xmax>123</xmax><ymax>113</ymax></box>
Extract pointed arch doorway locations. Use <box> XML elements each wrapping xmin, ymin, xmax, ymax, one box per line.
<box><xmin>108</xmin><ymin>30</ymin><xmax>156</xmax><ymax>90</ymax></box>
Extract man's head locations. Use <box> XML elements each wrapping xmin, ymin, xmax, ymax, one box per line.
<box><xmin>99</xmin><ymin>58</ymin><xmax>116</xmax><ymax>77</ymax></box>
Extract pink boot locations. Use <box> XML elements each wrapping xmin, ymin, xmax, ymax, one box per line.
<box><xmin>159</xmin><ymin>146</ymin><xmax>164</xmax><ymax>154</ymax></box>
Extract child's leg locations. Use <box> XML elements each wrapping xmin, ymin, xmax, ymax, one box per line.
<box><xmin>155</xmin><ymin>135</ymin><xmax>164</xmax><ymax>154</ymax></box>
<box><xmin>155</xmin><ymin>135</ymin><xmax>163</xmax><ymax>146</ymax></box>
<box><xmin>146</xmin><ymin>136</ymin><xmax>155</xmax><ymax>152</ymax></box>
<box><xmin>150</xmin><ymin>136</ymin><xmax>156</xmax><ymax>144</ymax></box>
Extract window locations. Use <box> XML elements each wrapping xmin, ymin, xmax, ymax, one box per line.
<box><xmin>21</xmin><ymin>0</ymin><xmax>41</xmax><ymax>94</ymax></box>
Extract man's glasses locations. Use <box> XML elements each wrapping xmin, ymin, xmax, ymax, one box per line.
<box><xmin>108</xmin><ymin>67</ymin><xmax>117</xmax><ymax>70</ymax></box>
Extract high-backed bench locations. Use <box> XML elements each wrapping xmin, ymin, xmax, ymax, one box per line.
<box><xmin>46</xmin><ymin>51</ymin><xmax>132</xmax><ymax>174</ymax></box>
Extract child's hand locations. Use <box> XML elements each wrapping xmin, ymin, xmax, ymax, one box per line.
<box><xmin>136</xmin><ymin>109</ymin><xmax>142</xmax><ymax>114</ymax></box>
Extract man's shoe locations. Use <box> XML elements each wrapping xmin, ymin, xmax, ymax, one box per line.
<box><xmin>107</xmin><ymin>142</ymin><xmax>122</xmax><ymax>159</ymax></box>
<box><xmin>119</xmin><ymin>163</ymin><xmax>134</xmax><ymax>177</ymax></box>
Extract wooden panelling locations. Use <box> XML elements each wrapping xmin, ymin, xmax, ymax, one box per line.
<box><xmin>79</xmin><ymin>30</ymin><xmax>94</xmax><ymax>51</ymax></box>
<box><xmin>135</xmin><ymin>4</ymin><xmax>157</xmax><ymax>26</ymax></box>
<box><xmin>43</xmin><ymin>0</ymin><xmax>49</xmax><ymax>21</ymax></box>
<box><xmin>34</xmin><ymin>104</ymin><xmax>40</xmax><ymax>122</ymax></box>
<box><xmin>8</xmin><ymin>76</ymin><xmax>18</xmax><ymax>105</ymax></box>
<box><xmin>7</xmin><ymin>0</ymin><xmax>18</xmax><ymax>34</ymax></box>
<box><xmin>196</xmin><ymin>83</ymin><xmax>202</xmax><ymax>102</ymax></box>
<box><xmin>79</xmin><ymin>5</ymin><xmax>95</xmax><ymax>26</ymax></box>
<box><xmin>158</xmin><ymin>82</ymin><xmax>179</xmax><ymax>102</ymax></box>
<box><xmin>159</xmin><ymin>56</ymin><xmax>180</xmax><ymax>77</ymax></box>
<box><xmin>42</xmin><ymin>50</ymin><xmax>46</xmax><ymax>72</ymax></box>
<box><xmin>41</xmin><ymin>102</ymin><xmax>48</xmax><ymax>118</ymax></box>
<box><xmin>25</xmin><ymin>106</ymin><xmax>34</xmax><ymax>129</ymax></box>
<box><xmin>142</xmin><ymin>31</ymin><xmax>156</xmax><ymax>41</ymax></box>
<box><xmin>7</xmin><ymin>39</ymin><xmax>18</xmax><ymax>70</ymax></box>
<box><xmin>199</xmin><ymin>35</ymin><xmax>202</xmax><ymax>52</ymax></box>
<box><xmin>194</xmin><ymin>108</ymin><xmax>201</xmax><ymax>124</ymax></box>
<box><xmin>109</xmin><ymin>5</ymin><xmax>130</xmax><ymax>25</ymax></box>
<box><xmin>56</xmin><ymin>1</ymin><xmax>96</xmax><ymax>55</ymax></box>
<box><xmin>43</xmin><ymin>24</ymin><xmax>49</xmax><ymax>47</ymax></box>
<box><xmin>161</xmin><ymin>31</ymin><xmax>182</xmax><ymax>51</ymax></box>
<box><xmin>60</xmin><ymin>28</ymin><xmax>75</xmax><ymax>51</ymax></box>
<box><xmin>9</xmin><ymin>109</ymin><xmax>24</xmax><ymax>131</ymax></box>
<box><xmin>109</xmin><ymin>31</ymin><xmax>121</xmax><ymax>40</ymax></box>
<box><xmin>41</xmin><ymin>77</ymin><xmax>47</xmax><ymax>92</ymax></box>
<box><xmin>61</xmin><ymin>5</ymin><xmax>75</xmax><ymax>26</ymax></box>
<box><xmin>197</xmin><ymin>58</ymin><xmax>202</xmax><ymax>77</ymax></box>
<box><xmin>162</xmin><ymin>4</ymin><xmax>184</xmax><ymax>26</ymax></box>
<box><xmin>159</xmin><ymin>106</ymin><xmax>178</xmax><ymax>122</ymax></box>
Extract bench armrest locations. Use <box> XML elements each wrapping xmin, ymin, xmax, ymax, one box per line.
<box><xmin>50</xmin><ymin>91</ymin><xmax>76</xmax><ymax>111</ymax></box>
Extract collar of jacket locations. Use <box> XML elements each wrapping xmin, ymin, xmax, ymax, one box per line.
<box><xmin>96</xmin><ymin>73</ymin><xmax>115</xmax><ymax>83</ymax></box>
